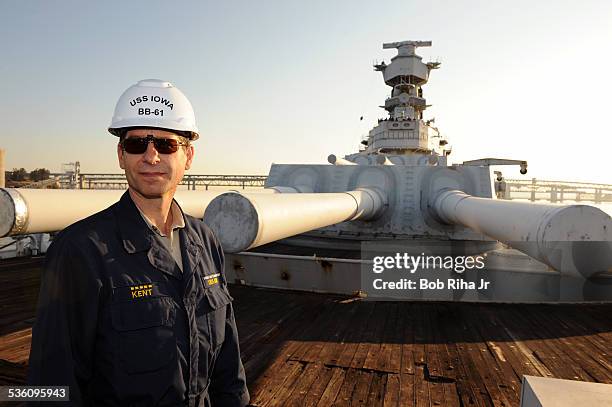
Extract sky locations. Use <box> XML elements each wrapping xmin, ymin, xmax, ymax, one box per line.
<box><xmin>1</xmin><ymin>0</ymin><xmax>611</xmax><ymax>184</ymax></box>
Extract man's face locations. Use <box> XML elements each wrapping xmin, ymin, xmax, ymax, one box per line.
<box><xmin>117</xmin><ymin>128</ymin><xmax>194</xmax><ymax>200</ymax></box>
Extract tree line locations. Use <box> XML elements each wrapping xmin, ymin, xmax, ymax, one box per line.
<box><xmin>5</xmin><ymin>168</ymin><xmax>51</xmax><ymax>182</ymax></box>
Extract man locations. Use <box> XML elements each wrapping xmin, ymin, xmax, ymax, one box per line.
<box><xmin>27</xmin><ymin>79</ymin><xmax>250</xmax><ymax>406</ymax></box>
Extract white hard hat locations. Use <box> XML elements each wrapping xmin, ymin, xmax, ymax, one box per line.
<box><xmin>108</xmin><ymin>79</ymin><xmax>199</xmax><ymax>140</ymax></box>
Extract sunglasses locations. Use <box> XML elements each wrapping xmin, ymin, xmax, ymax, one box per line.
<box><xmin>121</xmin><ymin>135</ymin><xmax>188</xmax><ymax>154</ymax></box>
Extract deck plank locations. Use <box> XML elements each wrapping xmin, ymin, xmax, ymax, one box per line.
<box><xmin>262</xmin><ymin>361</ymin><xmax>306</xmax><ymax>407</ymax></box>
<box><xmin>442</xmin><ymin>307</ymin><xmax>490</xmax><ymax>407</ymax></box>
<box><xmin>413</xmin><ymin>365</ymin><xmax>430</xmax><ymax>407</ymax></box>
<box><xmin>301</xmin><ymin>299</ymin><xmax>355</xmax><ymax>364</ymax></box>
<box><xmin>329</xmin><ymin>367</ymin><xmax>358</xmax><ymax>407</ymax></box>
<box><xmin>283</xmin><ymin>362</ymin><xmax>323</xmax><ymax>405</ymax></box>
<box><xmin>363</xmin><ymin>303</ymin><xmax>393</xmax><ymax>372</ymax></box>
<box><xmin>523</xmin><ymin>304</ymin><xmax>612</xmax><ymax>383</ymax></box>
<box><xmin>351</xmin><ymin>368</ymin><xmax>374</xmax><ymax>407</ymax></box>
<box><xmin>365</xmin><ymin>372</ymin><xmax>386</xmax><ymax>407</ymax></box>
<box><xmin>251</xmin><ymin>360</ymin><xmax>303</xmax><ymax>406</ymax></box>
<box><xmin>382</xmin><ymin>373</ymin><xmax>400</xmax><ymax>407</ymax></box>
<box><xmin>302</xmin><ymin>364</ymin><xmax>335</xmax><ymax>407</ymax></box>
<box><xmin>379</xmin><ymin>303</ymin><xmax>402</xmax><ymax>374</ymax></box>
<box><xmin>546</xmin><ymin>305</ymin><xmax>612</xmax><ymax>369</ymax></box>
<box><xmin>398</xmin><ymin>373</ymin><xmax>415</xmax><ymax>407</ymax></box>
<box><xmin>315</xmin><ymin>367</ymin><xmax>346</xmax><ymax>407</ymax></box>
<box><xmin>351</xmin><ymin>303</ymin><xmax>387</xmax><ymax>370</ymax></box>
<box><xmin>317</xmin><ymin>299</ymin><xmax>362</xmax><ymax>368</ymax></box>
<box><xmin>503</xmin><ymin>305</ymin><xmax>591</xmax><ymax>382</ymax></box>
<box><xmin>460</xmin><ymin>305</ymin><xmax>518</xmax><ymax>407</ymax></box>
<box><xmin>427</xmin><ymin>304</ymin><xmax>461</xmax><ymax>406</ymax></box>
<box><xmin>287</xmin><ymin>299</ymin><xmax>339</xmax><ymax>363</ymax></box>
<box><xmin>335</xmin><ymin>302</ymin><xmax>376</xmax><ymax>369</ymax></box>
<box><xmin>400</xmin><ymin>303</ymin><xmax>416</xmax><ymax>376</ymax></box>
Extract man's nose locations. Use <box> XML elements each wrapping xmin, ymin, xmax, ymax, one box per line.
<box><xmin>142</xmin><ymin>141</ymin><xmax>161</xmax><ymax>164</ymax></box>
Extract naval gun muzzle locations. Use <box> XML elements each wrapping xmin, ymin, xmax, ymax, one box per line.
<box><xmin>431</xmin><ymin>189</ymin><xmax>612</xmax><ymax>278</ymax></box>
<box><xmin>203</xmin><ymin>188</ymin><xmax>388</xmax><ymax>253</ymax></box>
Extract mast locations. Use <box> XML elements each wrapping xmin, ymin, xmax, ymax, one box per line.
<box><xmin>363</xmin><ymin>41</ymin><xmax>446</xmax><ymax>156</ymax></box>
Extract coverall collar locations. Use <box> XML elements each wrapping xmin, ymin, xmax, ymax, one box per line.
<box><xmin>115</xmin><ymin>191</ymin><xmax>157</xmax><ymax>253</ymax></box>
<box><xmin>180</xmin><ymin>215</ymin><xmax>206</xmax><ymax>281</ymax></box>
<box><xmin>115</xmin><ymin>191</ymin><xmax>205</xmax><ymax>281</ymax></box>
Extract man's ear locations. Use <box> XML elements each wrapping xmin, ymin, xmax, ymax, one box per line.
<box><xmin>185</xmin><ymin>145</ymin><xmax>195</xmax><ymax>170</ymax></box>
<box><xmin>117</xmin><ymin>143</ymin><xmax>126</xmax><ymax>170</ymax></box>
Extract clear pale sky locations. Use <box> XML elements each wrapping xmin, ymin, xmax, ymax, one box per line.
<box><xmin>1</xmin><ymin>0</ymin><xmax>610</xmax><ymax>184</ymax></box>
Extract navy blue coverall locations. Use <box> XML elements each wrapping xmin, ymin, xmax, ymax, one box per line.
<box><xmin>27</xmin><ymin>191</ymin><xmax>250</xmax><ymax>406</ymax></box>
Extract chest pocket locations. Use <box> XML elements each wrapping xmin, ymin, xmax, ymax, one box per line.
<box><xmin>197</xmin><ymin>277</ymin><xmax>233</xmax><ymax>350</ymax></box>
<box><xmin>111</xmin><ymin>286</ymin><xmax>176</xmax><ymax>375</ymax></box>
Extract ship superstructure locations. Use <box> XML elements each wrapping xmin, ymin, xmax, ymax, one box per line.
<box><xmin>348</xmin><ymin>40</ymin><xmax>449</xmax><ymax>165</ymax></box>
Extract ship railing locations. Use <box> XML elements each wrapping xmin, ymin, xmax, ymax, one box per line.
<box><xmin>499</xmin><ymin>178</ymin><xmax>612</xmax><ymax>204</ymax></box>
<box><xmin>49</xmin><ymin>173</ymin><xmax>268</xmax><ymax>190</ymax></box>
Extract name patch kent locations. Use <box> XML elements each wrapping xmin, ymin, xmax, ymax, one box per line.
<box><xmin>130</xmin><ymin>284</ymin><xmax>154</xmax><ymax>299</ymax></box>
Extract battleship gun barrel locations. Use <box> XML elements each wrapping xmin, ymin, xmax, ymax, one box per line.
<box><xmin>203</xmin><ymin>188</ymin><xmax>387</xmax><ymax>253</ymax></box>
<box><xmin>0</xmin><ymin>188</ymin><xmax>222</xmax><ymax>237</ymax></box>
<box><xmin>432</xmin><ymin>189</ymin><xmax>612</xmax><ymax>277</ymax></box>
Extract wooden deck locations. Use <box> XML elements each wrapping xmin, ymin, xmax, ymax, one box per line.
<box><xmin>1</xmin><ymin>257</ymin><xmax>611</xmax><ymax>406</ymax></box>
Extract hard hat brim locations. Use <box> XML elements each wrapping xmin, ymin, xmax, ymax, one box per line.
<box><xmin>108</xmin><ymin>126</ymin><xmax>199</xmax><ymax>141</ymax></box>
